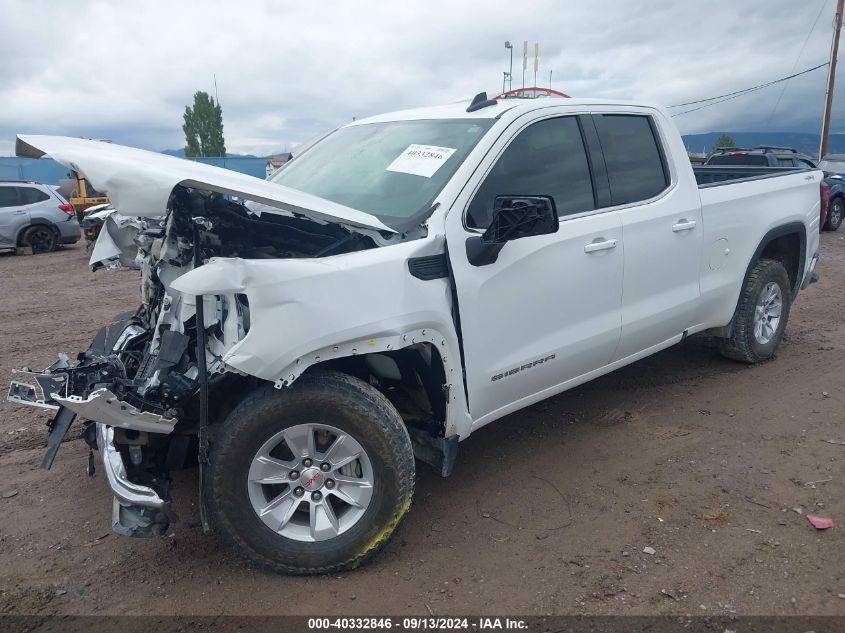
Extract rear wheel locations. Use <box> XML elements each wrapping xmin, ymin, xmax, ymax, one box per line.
<box><xmin>207</xmin><ymin>371</ymin><xmax>415</xmax><ymax>575</ymax></box>
<box><xmin>719</xmin><ymin>258</ymin><xmax>791</xmax><ymax>363</ymax></box>
<box><xmin>21</xmin><ymin>225</ymin><xmax>57</xmax><ymax>253</ymax></box>
<box><xmin>825</xmin><ymin>197</ymin><xmax>844</xmax><ymax>231</ymax></box>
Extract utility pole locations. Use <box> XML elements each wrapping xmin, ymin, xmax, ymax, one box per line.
<box><xmin>533</xmin><ymin>43</ymin><xmax>539</xmax><ymax>88</ymax></box>
<box><xmin>820</xmin><ymin>0</ymin><xmax>844</xmax><ymax>160</ymax></box>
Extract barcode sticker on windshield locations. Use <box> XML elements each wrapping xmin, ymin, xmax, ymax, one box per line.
<box><xmin>386</xmin><ymin>144</ymin><xmax>457</xmax><ymax>178</ymax></box>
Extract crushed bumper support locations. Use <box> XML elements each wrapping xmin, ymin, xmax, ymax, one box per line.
<box><xmin>96</xmin><ymin>424</ymin><xmax>171</xmax><ymax>537</ymax></box>
<box><xmin>56</xmin><ymin>388</ymin><xmax>176</xmax><ymax>434</ymax></box>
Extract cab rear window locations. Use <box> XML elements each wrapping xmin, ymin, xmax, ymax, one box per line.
<box><xmin>707</xmin><ymin>154</ymin><xmax>769</xmax><ymax>166</ymax></box>
<box><xmin>593</xmin><ymin>114</ymin><xmax>669</xmax><ymax>206</ymax></box>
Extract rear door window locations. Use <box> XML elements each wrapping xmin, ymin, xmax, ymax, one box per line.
<box><xmin>776</xmin><ymin>158</ymin><xmax>796</xmax><ymax>167</ymax></box>
<box><xmin>18</xmin><ymin>187</ymin><xmax>50</xmax><ymax>205</ymax></box>
<box><xmin>0</xmin><ymin>187</ymin><xmax>19</xmax><ymax>208</ymax></box>
<box><xmin>593</xmin><ymin>114</ymin><xmax>669</xmax><ymax>206</ymax></box>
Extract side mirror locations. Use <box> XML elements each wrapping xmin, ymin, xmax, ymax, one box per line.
<box><xmin>466</xmin><ymin>195</ymin><xmax>558</xmax><ymax>266</ymax></box>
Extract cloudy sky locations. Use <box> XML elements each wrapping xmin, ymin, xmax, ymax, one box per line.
<box><xmin>0</xmin><ymin>0</ymin><xmax>841</xmax><ymax>156</ymax></box>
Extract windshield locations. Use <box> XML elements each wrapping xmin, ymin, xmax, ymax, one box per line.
<box><xmin>271</xmin><ymin>119</ymin><xmax>494</xmax><ymax>229</ymax></box>
<box><xmin>820</xmin><ymin>160</ymin><xmax>845</xmax><ymax>173</ymax></box>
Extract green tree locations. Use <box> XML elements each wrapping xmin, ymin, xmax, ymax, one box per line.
<box><xmin>182</xmin><ymin>91</ymin><xmax>226</xmax><ymax>157</ymax></box>
<box><xmin>710</xmin><ymin>133</ymin><xmax>737</xmax><ymax>155</ymax></box>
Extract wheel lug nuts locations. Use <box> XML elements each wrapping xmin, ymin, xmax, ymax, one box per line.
<box><xmin>302</xmin><ymin>458</ymin><xmax>313</xmax><ymax>467</ymax></box>
<box><xmin>311</xmin><ymin>491</ymin><xmax>323</xmax><ymax>501</ymax></box>
<box><xmin>325</xmin><ymin>479</ymin><xmax>335</xmax><ymax>489</ymax></box>
<box><xmin>294</xmin><ymin>486</ymin><xmax>305</xmax><ymax>497</ymax></box>
<box><xmin>289</xmin><ymin>470</ymin><xmax>299</xmax><ymax>480</ymax></box>
<box><xmin>320</xmin><ymin>462</ymin><xmax>331</xmax><ymax>472</ymax></box>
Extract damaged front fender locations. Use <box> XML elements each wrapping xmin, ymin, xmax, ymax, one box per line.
<box><xmin>169</xmin><ymin>239</ymin><xmax>469</xmax><ymax>435</ymax></box>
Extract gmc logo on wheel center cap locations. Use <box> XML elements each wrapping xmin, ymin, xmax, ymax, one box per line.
<box><xmin>303</xmin><ymin>470</ymin><xmax>322</xmax><ymax>490</ymax></box>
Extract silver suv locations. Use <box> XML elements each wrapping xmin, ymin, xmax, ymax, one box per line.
<box><xmin>0</xmin><ymin>181</ymin><xmax>81</xmax><ymax>253</ymax></box>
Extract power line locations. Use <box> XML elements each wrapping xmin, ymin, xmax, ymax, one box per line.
<box><xmin>766</xmin><ymin>0</ymin><xmax>828</xmax><ymax>125</ymax></box>
<box><xmin>670</xmin><ymin>62</ymin><xmax>829</xmax><ymax>116</ymax></box>
<box><xmin>668</xmin><ymin>62</ymin><xmax>829</xmax><ymax>108</ymax></box>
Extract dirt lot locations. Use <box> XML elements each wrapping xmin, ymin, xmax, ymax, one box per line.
<box><xmin>0</xmin><ymin>234</ymin><xmax>844</xmax><ymax>618</ymax></box>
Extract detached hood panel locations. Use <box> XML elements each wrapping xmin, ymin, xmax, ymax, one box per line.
<box><xmin>16</xmin><ymin>135</ymin><xmax>395</xmax><ymax>233</ymax></box>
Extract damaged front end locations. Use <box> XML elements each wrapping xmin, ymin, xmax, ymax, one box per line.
<box><xmin>9</xmin><ymin>183</ymin><xmax>383</xmax><ymax>537</ymax></box>
<box><xmin>9</xmin><ymin>311</ymin><xmax>182</xmax><ymax>537</ymax></box>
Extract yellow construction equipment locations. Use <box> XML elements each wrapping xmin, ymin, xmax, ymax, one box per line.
<box><xmin>68</xmin><ymin>171</ymin><xmax>109</xmax><ymax>220</ymax></box>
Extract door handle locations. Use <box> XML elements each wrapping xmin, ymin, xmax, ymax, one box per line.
<box><xmin>584</xmin><ymin>238</ymin><xmax>618</xmax><ymax>253</ymax></box>
<box><xmin>14</xmin><ymin>210</ymin><xmax>26</xmax><ymax>215</ymax></box>
<box><xmin>672</xmin><ymin>219</ymin><xmax>697</xmax><ymax>232</ymax></box>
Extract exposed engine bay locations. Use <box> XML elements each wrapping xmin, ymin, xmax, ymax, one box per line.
<box><xmin>19</xmin><ymin>187</ymin><xmax>378</xmax><ymax>419</ymax></box>
<box><xmin>100</xmin><ymin>187</ymin><xmax>379</xmax><ymax>411</ymax></box>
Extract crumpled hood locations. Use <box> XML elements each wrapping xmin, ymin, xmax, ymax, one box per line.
<box><xmin>16</xmin><ymin>134</ymin><xmax>395</xmax><ymax>233</ymax></box>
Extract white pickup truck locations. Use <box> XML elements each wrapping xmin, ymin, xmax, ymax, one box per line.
<box><xmin>9</xmin><ymin>93</ymin><xmax>823</xmax><ymax>574</ymax></box>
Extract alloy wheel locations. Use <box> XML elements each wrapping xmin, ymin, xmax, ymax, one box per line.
<box><xmin>247</xmin><ymin>423</ymin><xmax>374</xmax><ymax>542</ymax></box>
<box><xmin>753</xmin><ymin>281</ymin><xmax>783</xmax><ymax>345</ymax></box>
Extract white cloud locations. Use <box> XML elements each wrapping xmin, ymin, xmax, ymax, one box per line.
<box><xmin>0</xmin><ymin>0</ymin><xmax>838</xmax><ymax>155</ymax></box>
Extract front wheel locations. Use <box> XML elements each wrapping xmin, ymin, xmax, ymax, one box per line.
<box><xmin>825</xmin><ymin>197</ymin><xmax>844</xmax><ymax>231</ymax></box>
<box><xmin>207</xmin><ymin>371</ymin><xmax>415</xmax><ymax>574</ymax></box>
<box><xmin>719</xmin><ymin>258</ymin><xmax>791</xmax><ymax>364</ymax></box>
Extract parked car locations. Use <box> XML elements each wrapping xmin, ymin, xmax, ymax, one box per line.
<box><xmin>822</xmin><ymin>176</ymin><xmax>845</xmax><ymax>231</ymax></box>
<box><xmin>9</xmin><ymin>96</ymin><xmax>823</xmax><ymax>574</ymax></box>
<box><xmin>705</xmin><ymin>145</ymin><xmax>818</xmax><ymax>169</ymax></box>
<box><xmin>705</xmin><ymin>147</ymin><xmax>843</xmax><ymax>230</ymax></box>
<box><xmin>0</xmin><ymin>181</ymin><xmax>82</xmax><ymax>253</ymax></box>
<box><xmin>818</xmin><ymin>154</ymin><xmax>845</xmax><ymax>231</ymax></box>
<box><xmin>819</xmin><ymin>154</ymin><xmax>845</xmax><ymax>174</ymax></box>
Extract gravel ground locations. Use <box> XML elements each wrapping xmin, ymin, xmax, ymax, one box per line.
<box><xmin>0</xmin><ymin>234</ymin><xmax>844</xmax><ymax>617</ymax></box>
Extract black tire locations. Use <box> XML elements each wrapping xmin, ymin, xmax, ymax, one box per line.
<box><xmin>825</xmin><ymin>197</ymin><xmax>844</xmax><ymax>231</ymax></box>
<box><xmin>207</xmin><ymin>371</ymin><xmax>415</xmax><ymax>575</ymax></box>
<box><xmin>719</xmin><ymin>258</ymin><xmax>791</xmax><ymax>364</ymax></box>
<box><xmin>21</xmin><ymin>225</ymin><xmax>58</xmax><ymax>253</ymax></box>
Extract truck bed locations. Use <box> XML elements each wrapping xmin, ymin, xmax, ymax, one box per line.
<box><xmin>693</xmin><ymin>165</ymin><xmax>802</xmax><ymax>187</ymax></box>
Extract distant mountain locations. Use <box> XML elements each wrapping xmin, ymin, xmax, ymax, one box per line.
<box><xmin>682</xmin><ymin>132</ymin><xmax>845</xmax><ymax>158</ymax></box>
<box><xmin>161</xmin><ymin>148</ymin><xmax>259</xmax><ymax>158</ymax></box>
